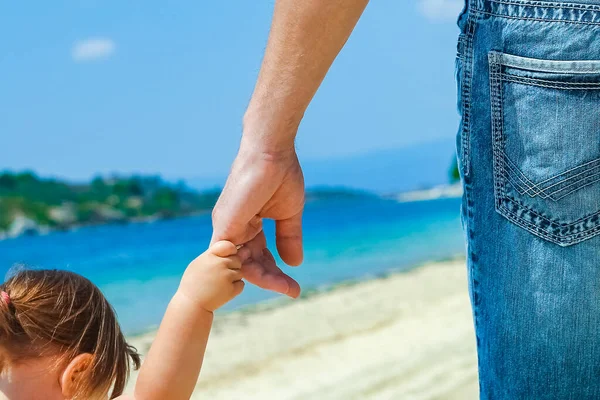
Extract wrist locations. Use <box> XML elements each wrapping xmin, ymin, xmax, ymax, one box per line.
<box><xmin>241</xmin><ymin>106</ymin><xmax>301</xmax><ymax>154</ymax></box>
<box><xmin>172</xmin><ymin>290</ymin><xmax>215</xmax><ymax>318</ymax></box>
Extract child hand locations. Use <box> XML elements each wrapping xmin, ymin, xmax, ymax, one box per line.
<box><xmin>178</xmin><ymin>241</ymin><xmax>250</xmax><ymax>313</ymax></box>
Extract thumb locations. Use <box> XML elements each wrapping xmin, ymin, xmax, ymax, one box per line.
<box><xmin>209</xmin><ymin>241</ymin><xmax>238</xmax><ymax>257</ymax></box>
<box><xmin>275</xmin><ymin>211</ymin><xmax>303</xmax><ymax>267</ymax></box>
<box><xmin>211</xmin><ymin>215</ymin><xmax>263</xmax><ymax>246</ymax></box>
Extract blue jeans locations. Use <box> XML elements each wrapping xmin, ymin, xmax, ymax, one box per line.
<box><xmin>455</xmin><ymin>1</ymin><xmax>600</xmax><ymax>398</ymax></box>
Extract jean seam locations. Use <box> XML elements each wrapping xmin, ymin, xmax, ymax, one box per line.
<box><xmin>462</xmin><ymin>175</ymin><xmax>482</xmax><ymax>397</ymax></box>
<box><xmin>489</xmin><ymin>52</ymin><xmax>506</xmax><ymax>204</ymax></box>
<box><xmin>460</xmin><ymin>9</ymin><xmax>478</xmax><ymax>177</ymax></box>
<box><xmin>476</xmin><ymin>9</ymin><xmax>600</xmax><ymax>25</ymax></box>
<box><xmin>457</xmin><ymin>34</ymin><xmax>466</xmax><ymax>60</ymax></box>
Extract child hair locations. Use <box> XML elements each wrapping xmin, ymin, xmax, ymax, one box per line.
<box><xmin>0</xmin><ymin>269</ymin><xmax>141</xmax><ymax>399</ymax></box>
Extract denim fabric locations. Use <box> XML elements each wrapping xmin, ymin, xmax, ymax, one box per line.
<box><xmin>455</xmin><ymin>1</ymin><xmax>600</xmax><ymax>398</ymax></box>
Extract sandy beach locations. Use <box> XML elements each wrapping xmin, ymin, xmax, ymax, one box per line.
<box><xmin>127</xmin><ymin>259</ymin><xmax>479</xmax><ymax>399</ymax></box>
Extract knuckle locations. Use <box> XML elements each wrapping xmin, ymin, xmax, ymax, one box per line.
<box><xmin>275</xmin><ymin>232</ymin><xmax>302</xmax><ymax>240</ymax></box>
<box><xmin>249</xmin><ymin>216</ymin><xmax>262</xmax><ymax>230</ymax></box>
<box><xmin>228</xmin><ymin>257</ymin><xmax>241</xmax><ymax>269</ymax></box>
<box><xmin>211</xmin><ymin>203</ymin><xmax>222</xmax><ymax>220</ymax></box>
<box><xmin>209</xmin><ymin>254</ymin><xmax>224</xmax><ymax>266</ymax></box>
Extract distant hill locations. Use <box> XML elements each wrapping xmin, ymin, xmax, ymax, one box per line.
<box><xmin>0</xmin><ymin>172</ymin><xmax>220</xmax><ymax>238</ymax></box>
<box><xmin>1</xmin><ymin>138</ymin><xmax>457</xmax><ymax>238</ymax></box>
<box><xmin>186</xmin><ymin>137</ymin><xmax>457</xmax><ymax>194</ymax></box>
<box><xmin>0</xmin><ymin>172</ymin><xmax>376</xmax><ymax>239</ymax></box>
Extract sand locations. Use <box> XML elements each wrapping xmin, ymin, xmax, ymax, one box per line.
<box><xmin>127</xmin><ymin>260</ymin><xmax>479</xmax><ymax>399</ymax></box>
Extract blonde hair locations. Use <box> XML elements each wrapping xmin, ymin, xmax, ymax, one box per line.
<box><xmin>0</xmin><ymin>269</ymin><xmax>140</xmax><ymax>398</ymax></box>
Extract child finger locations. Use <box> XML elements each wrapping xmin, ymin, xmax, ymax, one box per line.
<box><xmin>210</xmin><ymin>241</ymin><xmax>238</xmax><ymax>257</ymax></box>
<box><xmin>225</xmin><ymin>255</ymin><xmax>242</xmax><ymax>270</ymax></box>
<box><xmin>228</xmin><ymin>269</ymin><xmax>243</xmax><ymax>282</ymax></box>
<box><xmin>232</xmin><ymin>280</ymin><xmax>245</xmax><ymax>296</ymax></box>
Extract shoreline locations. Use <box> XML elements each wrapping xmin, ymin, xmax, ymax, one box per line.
<box><xmin>126</xmin><ymin>258</ymin><xmax>478</xmax><ymax>399</ymax></box>
<box><xmin>124</xmin><ymin>253</ymin><xmax>466</xmax><ymax>338</ymax></box>
<box><xmin>0</xmin><ymin>210</ymin><xmax>211</xmax><ymax>242</ymax></box>
<box><xmin>0</xmin><ymin>192</ymin><xmax>463</xmax><ymax>242</ymax></box>
<box><xmin>389</xmin><ymin>183</ymin><xmax>463</xmax><ymax>203</ymax></box>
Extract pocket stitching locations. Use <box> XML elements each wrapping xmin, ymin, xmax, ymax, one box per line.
<box><xmin>503</xmin><ymin>154</ymin><xmax>600</xmax><ymax>200</ymax></box>
<box><xmin>550</xmin><ymin>173</ymin><xmax>600</xmax><ymax>201</ymax></box>
<box><xmin>488</xmin><ymin>51</ymin><xmax>600</xmax><ymax>245</ymax></box>
<box><xmin>502</xmin><ymin>74</ymin><xmax>600</xmax><ymax>90</ymax></box>
<box><xmin>499</xmin><ymin>51</ymin><xmax>600</xmax><ymax>73</ymax></box>
<box><xmin>498</xmin><ymin>198</ymin><xmax>600</xmax><ymax>245</ymax></box>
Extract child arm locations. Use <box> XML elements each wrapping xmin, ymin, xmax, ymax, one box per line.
<box><xmin>127</xmin><ymin>241</ymin><xmax>247</xmax><ymax>400</ymax></box>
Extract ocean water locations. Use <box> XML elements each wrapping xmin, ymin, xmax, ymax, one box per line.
<box><xmin>0</xmin><ymin>197</ymin><xmax>465</xmax><ymax>334</ymax></box>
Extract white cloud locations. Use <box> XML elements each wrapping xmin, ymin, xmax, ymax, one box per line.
<box><xmin>417</xmin><ymin>0</ymin><xmax>464</xmax><ymax>21</ymax></box>
<box><xmin>72</xmin><ymin>38</ymin><xmax>115</xmax><ymax>62</ymax></box>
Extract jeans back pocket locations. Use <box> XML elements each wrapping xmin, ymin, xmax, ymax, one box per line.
<box><xmin>488</xmin><ymin>51</ymin><xmax>600</xmax><ymax>246</ymax></box>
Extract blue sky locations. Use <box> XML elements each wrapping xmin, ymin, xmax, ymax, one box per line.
<box><xmin>1</xmin><ymin>0</ymin><xmax>464</xmax><ymax>185</ymax></box>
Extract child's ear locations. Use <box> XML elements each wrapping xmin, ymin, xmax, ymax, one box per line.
<box><xmin>60</xmin><ymin>353</ymin><xmax>93</xmax><ymax>398</ymax></box>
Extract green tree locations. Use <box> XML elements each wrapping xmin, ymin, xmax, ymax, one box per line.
<box><xmin>0</xmin><ymin>173</ymin><xmax>17</xmax><ymax>190</ymax></box>
<box><xmin>152</xmin><ymin>188</ymin><xmax>179</xmax><ymax>212</ymax></box>
<box><xmin>449</xmin><ymin>158</ymin><xmax>461</xmax><ymax>183</ymax></box>
<box><xmin>0</xmin><ymin>171</ymin><xmax>226</xmax><ymax>231</ymax></box>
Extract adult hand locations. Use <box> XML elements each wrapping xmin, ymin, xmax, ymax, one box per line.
<box><xmin>210</xmin><ymin>0</ymin><xmax>368</xmax><ymax>299</ymax></box>
<box><xmin>211</xmin><ymin>142</ymin><xmax>304</xmax><ymax>298</ymax></box>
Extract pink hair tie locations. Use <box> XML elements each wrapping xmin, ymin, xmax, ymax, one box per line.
<box><xmin>1</xmin><ymin>291</ymin><xmax>10</xmax><ymax>306</ymax></box>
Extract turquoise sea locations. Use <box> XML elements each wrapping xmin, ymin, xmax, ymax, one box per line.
<box><xmin>0</xmin><ymin>196</ymin><xmax>465</xmax><ymax>335</ymax></box>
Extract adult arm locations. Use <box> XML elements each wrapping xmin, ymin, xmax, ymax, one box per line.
<box><xmin>212</xmin><ymin>0</ymin><xmax>369</xmax><ymax>297</ymax></box>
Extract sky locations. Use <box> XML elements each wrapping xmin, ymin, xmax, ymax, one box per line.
<box><xmin>1</xmin><ymin>0</ymin><xmax>465</xmax><ymax>185</ymax></box>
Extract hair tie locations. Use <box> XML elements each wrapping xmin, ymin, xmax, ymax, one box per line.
<box><xmin>1</xmin><ymin>291</ymin><xmax>10</xmax><ymax>306</ymax></box>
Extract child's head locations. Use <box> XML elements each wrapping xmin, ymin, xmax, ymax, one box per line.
<box><xmin>0</xmin><ymin>269</ymin><xmax>140</xmax><ymax>399</ymax></box>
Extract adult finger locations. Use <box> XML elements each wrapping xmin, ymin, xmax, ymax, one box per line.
<box><xmin>237</xmin><ymin>246</ymin><xmax>252</xmax><ymax>263</ymax></box>
<box><xmin>245</xmin><ymin>231</ymin><xmax>268</xmax><ymax>262</ymax></box>
<box><xmin>242</xmin><ymin>261</ymin><xmax>291</xmax><ymax>295</ymax></box>
<box><xmin>211</xmin><ymin>157</ymin><xmax>277</xmax><ymax>244</ymax></box>
<box><xmin>275</xmin><ymin>211</ymin><xmax>304</xmax><ymax>266</ymax></box>
<box><xmin>262</xmin><ymin>248</ymin><xmax>301</xmax><ymax>298</ymax></box>
<box><xmin>241</xmin><ymin>233</ymin><xmax>301</xmax><ymax>298</ymax></box>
